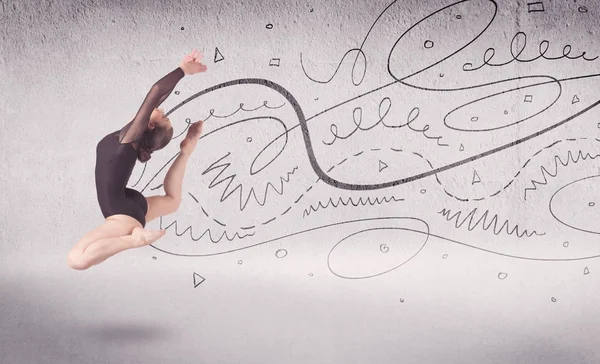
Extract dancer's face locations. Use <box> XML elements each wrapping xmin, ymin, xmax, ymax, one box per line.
<box><xmin>150</xmin><ymin>108</ymin><xmax>172</xmax><ymax>129</ymax></box>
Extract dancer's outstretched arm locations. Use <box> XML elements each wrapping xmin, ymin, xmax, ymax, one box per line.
<box><xmin>119</xmin><ymin>49</ymin><xmax>207</xmax><ymax>145</ymax></box>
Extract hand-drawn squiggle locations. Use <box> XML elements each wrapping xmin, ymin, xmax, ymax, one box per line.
<box><xmin>159</xmin><ymin>216</ymin><xmax>255</xmax><ymax>243</ymax></box>
<box><xmin>303</xmin><ymin>195</ymin><xmax>404</xmax><ymax>218</ymax></box>
<box><xmin>438</xmin><ymin>207</ymin><xmax>545</xmax><ymax>237</ymax></box>
<box><xmin>524</xmin><ymin>140</ymin><xmax>600</xmax><ymax>200</ymax></box>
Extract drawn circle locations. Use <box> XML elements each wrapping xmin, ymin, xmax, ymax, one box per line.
<box><xmin>550</xmin><ymin>175</ymin><xmax>600</xmax><ymax>235</ymax></box>
<box><xmin>439</xmin><ymin>73</ymin><xmax>444</xmax><ymax>77</ymax></box>
<box><xmin>420</xmin><ymin>189</ymin><xmax>426</xmax><ymax>194</ymax></box>
<box><xmin>578</xmin><ymin>6</ymin><xmax>588</xmax><ymax>13</ymax></box>
<box><xmin>442</xmin><ymin>254</ymin><xmax>448</xmax><ymax>259</ymax></box>
<box><xmin>238</xmin><ymin>260</ymin><xmax>243</xmax><ymax>265</ymax></box>
<box><xmin>379</xmin><ymin>244</ymin><xmax>389</xmax><ymax>253</ymax></box>
<box><xmin>563</xmin><ymin>241</ymin><xmax>569</xmax><ymax>248</ymax></box>
<box><xmin>266</xmin><ymin>23</ymin><xmax>273</xmax><ymax>29</ymax></box>
<box><xmin>597</xmin><ymin>122</ymin><xmax>600</xmax><ymax>128</ymax></box>
<box><xmin>424</xmin><ymin>40</ymin><xmax>434</xmax><ymax>49</ymax></box>
<box><xmin>310</xmin><ymin>8</ymin><xmax>314</xmax><ymax>12</ymax></box>
<box><xmin>275</xmin><ymin>249</ymin><xmax>288</xmax><ymax>258</ymax></box>
<box><xmin>551</xmin><ymin>297</ymin><xmax>557</xmax><ymax>302</ymax></box>
<box><xmin>181</xmin><ymin>26</ymin><xmax>184</xmax><ymax>30</ymax></box>
<box><xmin>471</xmin><ymin>116</ymin><xmax>479</xmax><ymax>122</ymax></box>
<box><xmin>589</xmin><ymin>202</ymin><xmax>595</xmax><ymax>207</ymax></box>
<box><xmin>328</xmin><ymin>219</ymin><xmax>429</xmax><ymax>279</ymax></box>
<box><xmin>174</xmin><ymin>91</ymin><xmax>180</xmax><ymax>95</ymax></box>
<box><xmin>504</xmin><ymin>110</ymin><xmax>508</xmax><ymax>115</ymax></box>
<box><xmin>152</xmin><ymin>256</ymin><xmax>157</xmax><ymax>260</ymax></box>
<box><xmin>185</xmin><ymin>118</ymin><xmax>191</xmax><ymax>123</ymax></box>
<box><xmin>309</xmin><ymin>273</ymin><xmax>313</xmax><ymax>276</ymax></box>
<box><xmin>399</xmin><ymin>298</ymin><xmax>405</xmax><ymax>303</ymax></box>
<box><xmin>498</xmin><ymin>272</ymin><xmax>508</xmax><ymax>280</ymax></box>
<box><xmin>246</xmin><ymin>137</ymin><xmax>252</xmax><ymax>142</ymax></box>
<box><xmin>456</xmin><ymin>14</ymin><xmax>462</xmax><ymax>19</ymax></box>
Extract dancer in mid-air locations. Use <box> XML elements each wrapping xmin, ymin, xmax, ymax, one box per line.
<box><xmin>67</xmin><ymin>49</ymin><xmax>208</xmax><ymax>270</ymax></box>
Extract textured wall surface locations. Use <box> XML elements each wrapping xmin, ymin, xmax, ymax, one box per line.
<box><xmin>2</xmin><ymin>0</ymin><xmax>600</xmax><ymax>363</ymax></box>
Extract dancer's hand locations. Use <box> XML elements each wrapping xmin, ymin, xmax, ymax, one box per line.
<box><xmin>179</xmin><ymin>49</ymin><xmax>207</xmax><ymax>75</ymax></box>
<box><xmin>180</xmin><ymin>120</ymin><xmax>204</xmax><ymax>156</ymax></box>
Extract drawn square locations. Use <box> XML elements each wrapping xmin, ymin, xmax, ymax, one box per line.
<box><xmin>269</xmin><ymin>58</ymin><xmax>281</xmax><ymax>67</ymax></box>
<box><xmin>527</xmin><ymin>1</ymin><xmax>545</xmax><ymax>13</ymax></box>
<box><xmin>524</xmin><ymin>95</ymin><xmax>533</xmax><ymax>103</ymax></box>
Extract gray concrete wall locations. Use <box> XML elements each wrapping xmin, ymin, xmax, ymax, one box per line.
<box><xmin>2</xmin><ymin>0</ymin><xmax>600</xmax><ymax>363</ymax></box>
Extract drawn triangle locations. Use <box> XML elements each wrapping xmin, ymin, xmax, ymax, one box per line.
<box><xmin>378</xmin><ymin>160</ymin><xmax>388</xmax><ymax>172</ymax></box>
<box><xmin>193</xmin><ymin>272</ymin><xmax>205</xmax><ymax>287</ymax></box>
<box><xmin>572</xmin><ymin>95</ymin><xmax>580</xmax><ymax>104</ymax></box>
<box><xmin>459</xmin><ymin>144</ymin><xmax>464</xmax><ymax>151</ymax></box>
<box><xmin>472</xmin><ymin>170</ymin><xmax>481</xmax><ymax>184</ymax></box>
<box><xmin>584</xmin><ymin>267</ymin><xmax>590</xmax><ymax>275</ymax></box>
<box><xmin>214</xmin><ymin>47</ymin><xmax>224</xmax><ymax>63</ymax></box>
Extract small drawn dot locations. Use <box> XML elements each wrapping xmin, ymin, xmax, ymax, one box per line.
<box><xmin>420</xmin><ymin>189</ymin><xmax>426</xmax><ymax>194</ymax></box>
<box><xmin>309</xmin><ymin>273</ymin><xmax>313</xmax><ymax>276</ymax></box>
<box><xmin>238</xmin><ymin>260</ymin><xmax>243</xmax><ymax>265</ymax></box>
<box><xmin>424</xmin><ymin>40</ymin><xmax>434</xmax><ymax>49</ymax></box>
<box><xmin>589</xmin><ymin>202</ymin><xmax>595</xmax><ymax>207</ymax></box>
<box><xmin>266</xmin><ymin>23</ymin><xmax>273</xmax><ymax>29</ymax></box>
<box><xmin>504</xmin><ymin>110</ymin><xmax>508</xmax><ymax>115</ymax></box>
<box><xmin>456</xmin><ymin>14</ymin><xmax>462</xmax><ymax>19</ymax></box>
<box><xmin>597</xmin><ymin>122</ymin><xmax>600</xmax><ymax>129</ymax></box>
<box><xmin>563</xmin><ymin>241</ymin><xmax>569</xmax><ymax>248</ymax></box>
<box><xmin>111</xmin><ymin>19</ymin><xmax>115</xmax><ymax>23</ymax></box>
<box><xmin>578</xmin><ymin>6</ymin><xmax>588</xmax><ymax>13</ymax></box>
<box><xmin>310</xmin><ymin>8</ymin><xmax>314</xmax><ymax>12</ymax></box>
<box><xmin>498</xmin><ymin>272</ymin><xmax>508</xmax><ymax>280</ymax></box>
<box><xmin>275</xmin><ymin>249</ymin><xmax>288</xmax><ymax>258</ymax></box>
<box><xmin>380</xmin><ymin>244</ymin><xmax>389</xmax><ymax>253</ymax></box>
<box><xmin>439</xmin><ymin>73</ymin><xmax>444</xmax><ymax>77</ymax></box>
<box><xmin>174</xmin><ymin>91</ymin><xmax>180</xmax><ymax>95</ymax></box>
<box><xmin>399</xmin><ymin>298</ymin><xmax>405</xmax><ymax>303</ymax></box>
<box><xmin>471</xmin><ymin>116</ymin><xmax>479</xmax><ymax>122</ymax></box>
<box><xmin>246</xmin><ymin>137</ymin><xmax>252</xmax><ymax>142</ymax></box>
<box><xmin>442</xmin><ymin>254</ymin><xmax>448</xmax><ymax>259</ymax></box>
<box><xmin>181</xmin><ymin>26</ymin><xmax>185</xmax><ymax>30</ymax></box>
<box><xmin>152</xmin><ymin>256</ymin><xmax>157</xmax><ymax>260</ymax></box>
<box><xmin>551</xmin><ymin>297</ymin><xmax>557</xmax><ymax>302</ymax></box>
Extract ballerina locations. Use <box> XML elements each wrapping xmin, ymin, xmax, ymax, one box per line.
<box><xmin>67</xmin><ymin>49</ymin><xmax>207</xmax><ymax>270</ymax></box>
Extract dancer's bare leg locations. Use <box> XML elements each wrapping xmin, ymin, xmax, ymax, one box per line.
<box><xmin>145</xmin><ymin>120</ymin><xmax>204</xmax><ymax>223</ymax></box>
<box><xmin>67</xmin><ymin>216</ymin><xmax>164</xmax><ymax>270</ymax></box>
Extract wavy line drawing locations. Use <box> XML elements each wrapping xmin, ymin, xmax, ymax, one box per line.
<box><xmin>438</xmin><ymin>207</ymin><xmax>545</xmax><ymax>237</ymax></box>
<box><xmin>201</xmin><ymin>154</ymin><xmax>299</xmax><ymax>211</ymax></box>
<box><xmin>159</xmin><ymin>216</ymin><xmax>256</xmax><ymax>243</ymax></box>
<box><xmin>303</xmin><ymin>196</ymin><xmax>404</xmax><ymax>218</ymax></box>
<box><xmin>525</xmin><ymin>141</ymin><xmax>600</xmax><ymax>200</ymax></box>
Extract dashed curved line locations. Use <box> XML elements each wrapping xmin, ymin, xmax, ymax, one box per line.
<box><xmin>438</xmin><ymin>207</ymin><xmax>545</xmax><ymax>238</ymax></box>
<box><xmin>437</xmin><ymin>137</ymin><xmax>600</xmax><ymax>202</ymax></box>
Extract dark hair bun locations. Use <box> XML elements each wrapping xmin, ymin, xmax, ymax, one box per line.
<box><xmin>138</xmin><ymin>147</ymin><xmax>152</xmax><ymax>163</ymax></box>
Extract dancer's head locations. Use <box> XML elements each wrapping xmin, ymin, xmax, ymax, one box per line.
<box><xmin>137</xmin><ymin>108</ymin><xmax>174</xmax><ymax>163</ymax></box>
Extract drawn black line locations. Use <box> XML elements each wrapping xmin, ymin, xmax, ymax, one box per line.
<box><xmin>438</xmin><ymin>207</ymin><xmax>545</xmax><ymax>237</ymax></box>
<box><xmin>303</xmin><ymin>196</ymin><xmax>404</xmax><ymax>218</ymax></box>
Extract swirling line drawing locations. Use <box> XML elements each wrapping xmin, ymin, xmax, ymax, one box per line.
<box><xmin>438</xmin><ymin>207</ymin><xmax>545</xmax><ymax>237</ymax></box>
<box><xmin>323</xmin><ymin>99</ymin><xmax>448</xmax><ymax>147</ymax></box>
<box><xmin>462</xmin><ymin>31</ymin><xmax>598</xmax><ymax>72</ymax></box>
<box><xmin>524</xmin><ymin>140</ymin><xmax>600</xmax><ymax>200</ymax></box>
<box><xmin>303</xmin><ymin>196</ymin><xmax>404</xmax><ymax>218</ymax></box>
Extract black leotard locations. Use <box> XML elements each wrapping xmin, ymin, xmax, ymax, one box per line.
<box><xmin>94</xmin><ymin>67</ymin><xmax>185</xmax><ymax>227</ymax></box>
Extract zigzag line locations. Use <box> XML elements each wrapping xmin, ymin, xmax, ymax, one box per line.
<box><xmin>437</xmin><ymin>207</ymin><xmax>545</xmax><ymax>238</ymax></box>
<box><xmin>303</xmin><ymin>196</ymin><xmax>404</xmax><ymax>218</ymax></box>
<box><xmin>524</xmin><ymin>149</ymin><xmax>600</xmax><ymax>200</ymax></box>
<box><xmin>202</xmin><ymin>152</ymin><xmax>298</xmax><ymax>210</ymax></box>
<box><xmin>160</xmin><ymin>217</ymin><xmax>255</xmax><ymax>243</ymax></box>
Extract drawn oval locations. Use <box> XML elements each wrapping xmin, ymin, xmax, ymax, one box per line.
<box><xmin>328</xmin><ymin>224</ymin><xmax>429</xmax><ymax>279</ymax></box>
<box><xmin>444</xmin><ymin>77</ymin><xmax>562</xmax><ymax>132</ymax></box>
<box><xmin>549</xmin><ymin>175</ymin><xmax>600</xmax><ymax>235</ymax></box>
<box><xmin>388</xmin><ymin>0</ymin><xmax>497</xmax><ymax>81</ymax></box>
